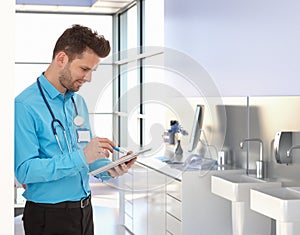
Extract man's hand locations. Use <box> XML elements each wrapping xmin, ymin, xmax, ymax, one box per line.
<box><xmin>107</xmin><ymin>152</ymin><xmax>137</xmax><ymax>178</ymax></box>
<box><xmin>84</xmin><ymin>137</ymin><xmax>115</xmax><ymax>164</ymax></box>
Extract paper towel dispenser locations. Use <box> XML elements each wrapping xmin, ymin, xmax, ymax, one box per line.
<box><xmin>274</xmin><ymin>131</ymin><xmax>293</xmax><ymax>164</ymax></box>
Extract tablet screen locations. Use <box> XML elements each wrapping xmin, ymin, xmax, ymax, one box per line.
<box><xmin>89</xmin><ymin>147</ymin><xmax>152</xmax><ymax>175</ymax></box>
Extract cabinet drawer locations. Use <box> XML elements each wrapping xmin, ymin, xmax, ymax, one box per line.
<box><xmin>123</xmin><ymin>173</ymin><xmax>133</xmax><ymax>190</ymax></box>
<box><xmin>124</xmin><ymin>191</ymin><xmax>133</xmax><ymax>203</ymax></box>
<box><xmin>166</xmin><ymin>213</ymin><xmax>181</xmax><ymax>235</ymax></box>
<box><xmin>166</xmin><ymin>194</ymin><xmax>182</xmax><ymax>220</ymax></box>
<box><xmin>124</xmin><ymin>199</ymin><xmax>133</xmax><ymax>218</ymax></box>
<box><xmin>124</xmin><ymin>213</ymin><xmax>133</xmax><ymax>232</ymax></box>
<box><xmin>166</xmin><ymin>179</ymin><xmax>182</xmax><ymax>201</ymax></box>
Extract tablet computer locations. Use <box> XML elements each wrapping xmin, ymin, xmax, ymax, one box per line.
<box><xmin>89</xmin><ymin>147</ymin><xmax>152</xmax><ymax>176</ymax></box>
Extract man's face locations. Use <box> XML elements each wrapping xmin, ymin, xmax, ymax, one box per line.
<box><xmin>59</xmin><ymin>50</ymin><xmax>100</xmax><ymax>92</ymax></box>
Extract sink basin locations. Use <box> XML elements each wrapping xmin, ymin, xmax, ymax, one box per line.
<box><xmin>211</xmin><ymin>173</ymin><xmax>281</xmax><ymax>202</ymax></box>
<box><xmin>211</xmin><ymin>173</ymin><xmax>282</xmax><ymax>235</ymax></box>
<box><xmin>251</xmin><ymin>187</ymin><xmax>300</xmax><ymax>222</ymax></box>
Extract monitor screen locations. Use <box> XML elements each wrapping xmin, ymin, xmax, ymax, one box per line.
<box><xmin>188</xmin><ymin>104</ymin><xmax>205</xmax><ymax>152</ymax></box>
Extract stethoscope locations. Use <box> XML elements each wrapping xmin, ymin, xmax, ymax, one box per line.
<box><xmin>37</xmin><ymin>78</ymin><xmax>85</xmax><ymax>153</ymax></box>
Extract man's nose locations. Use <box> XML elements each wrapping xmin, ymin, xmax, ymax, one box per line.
<box><xmin>84</xmin><ymin>71</ymin><xmax>92</xmax><ymax>82</ymax></box>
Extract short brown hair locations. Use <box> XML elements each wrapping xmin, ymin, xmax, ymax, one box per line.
<box><xmin>52</xmin><ymin>24</ymin><xmax>111</xmax><ymax>61</ymax></box>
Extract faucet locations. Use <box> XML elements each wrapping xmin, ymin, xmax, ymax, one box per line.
<box><xmin>287</xmin><ymin>145</ymin><xmax>300</xmax><ymax>158</ymax></box>
<box><xmin>240</xmin><ymin>138</ymin><xmax>264</xmax><ymax>179</ymax></box>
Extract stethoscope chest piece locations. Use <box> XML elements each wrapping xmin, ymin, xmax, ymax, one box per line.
<box><xmin>73</xmin><ymin>115</ymin><xmax>85</xmax><ymax>127</ymax></box>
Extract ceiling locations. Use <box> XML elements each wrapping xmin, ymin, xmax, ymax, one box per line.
<box><xmin>15</xmin><ymin>0</ymin><xmax>136</xmax><ymax>14</ymax></box>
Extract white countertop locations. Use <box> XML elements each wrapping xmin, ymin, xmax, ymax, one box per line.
<box><xmin>137</xmin><ymin>157</ymin><xmax>240</xmax><ymax>181</ymax></box>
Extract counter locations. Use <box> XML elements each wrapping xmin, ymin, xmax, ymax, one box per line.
<box><xmin>120</xmin><ymin>156</ymin><xmax>243</xmax><ymax>235</ymax></box>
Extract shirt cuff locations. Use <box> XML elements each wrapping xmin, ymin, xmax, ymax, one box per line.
<box><xmin>89</xmin><ymin>158</ymin><xmax>113</xmax><ymax>181</ymax></box>
<box><xmin>97</xmin><ymin>171</ymin><xmax>112</xmax><ymax>182</ymax></box>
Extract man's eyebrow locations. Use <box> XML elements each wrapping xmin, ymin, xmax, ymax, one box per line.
<box><xmin>81</xmin><ymin>65</ymin><xmax>91</xmax><ymax>70</ymax></box>
<box><xmin>82</xmin><ymin>64</ymin><xmax>98</xmax><ymax>71</ymax></box>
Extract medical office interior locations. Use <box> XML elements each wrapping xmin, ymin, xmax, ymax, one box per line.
<box><xmin>3</xmin><ymin>0</ymin><xmax>300</xmax><ymax>234</ymax></box>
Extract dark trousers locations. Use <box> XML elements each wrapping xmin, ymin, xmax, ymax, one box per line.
<box><xmin>22</xmin><ymin>198</ymin><xmax>94</xmax><ymax>235</ymax></box>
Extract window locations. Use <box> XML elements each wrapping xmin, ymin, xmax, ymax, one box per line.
<box><xmin>113</xmin><ymin>0</ymin><xmax>164</xmax><ymax>151</ymax></box>
<box><xmin>15</xmin><ymin>12</ymin><xmax>113</xmax><ymax>139</ymax></box>
<box><xmin>15</xmin><ymin>0</ymin><xmax>165</xmax><ymax>153</ymax></box>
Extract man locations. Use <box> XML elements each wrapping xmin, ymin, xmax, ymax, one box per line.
<box><xmin>15</xmin><ymin>24</ymin><xmax>136</xmax><ymax>235</ymax></box>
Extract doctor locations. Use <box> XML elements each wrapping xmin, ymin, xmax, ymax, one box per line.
<box><xmin>15</xmin><ymin>24</ymin><xmax>136</xmax><ymax>235</ymax></box>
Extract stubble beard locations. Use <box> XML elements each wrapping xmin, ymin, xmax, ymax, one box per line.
<box><xmin>59</xmin><ymin>66</ymin><xmax>80</xmax><ymax>92</ymax></box>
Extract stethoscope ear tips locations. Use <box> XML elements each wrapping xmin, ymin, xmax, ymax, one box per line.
<box><xmin>74</xmin><ymin>115</ymin><xmax>85</xmax><ymax>127</ymax></box>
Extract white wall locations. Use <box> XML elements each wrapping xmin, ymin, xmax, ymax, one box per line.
<box><xmin>1</xmin><ymin>0</ymin><xmax>15</xmax><ymax>234</ymax></box>
<box><xmin>165</xmin><ymin>0</ymin><xmax>300</xmax><ymax>96</ymax></box>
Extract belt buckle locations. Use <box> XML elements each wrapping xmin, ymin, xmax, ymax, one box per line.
<box><xmin>80</xmin><ymin>196</ymin><xmax>90</xmax><ymax>208</ymax></box>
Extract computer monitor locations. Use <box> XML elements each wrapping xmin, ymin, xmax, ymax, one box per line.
<box><xmin>188</xmin><ymin>104</ymin><xmax>205</xmax><ymax>152</ymax></box>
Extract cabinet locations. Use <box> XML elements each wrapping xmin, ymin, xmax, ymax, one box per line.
<box><xmin>147</xmin><ymin>167</ymin><xmax>166</xmax><ymax>234</ymax></box>
<box><xmin>120</xmin><ymin>158</ymin><xmax>243</xmax><ymax>235</ymax></box>
<box><xmin>120</xmin><ymin>163</ymin><xmax>166</xmax><ymax>234</ymax></box>
<box><xmin>166</xmin><ymin>177</ymin><xmax>182</xmax><ymax>235</ymax></box>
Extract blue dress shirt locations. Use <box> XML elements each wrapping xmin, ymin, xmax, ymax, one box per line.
<box><xmin>15</xmin><ymin>73</ymin><xmax>112</xmax><ymax>203</ymax></box>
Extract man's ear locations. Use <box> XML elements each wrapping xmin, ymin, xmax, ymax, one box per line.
<box><xmin>55</xmin><ymin>51</ymin><xmax>69</xmax><ymax>67</ymax></box>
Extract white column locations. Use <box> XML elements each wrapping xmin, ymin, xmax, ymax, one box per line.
<box><xmin>0</xmin><ymin>0</ymin><xmax>15</xmax><ymax>234</ymax></box>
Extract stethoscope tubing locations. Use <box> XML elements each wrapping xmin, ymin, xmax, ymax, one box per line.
<box><xmin>37</xmin><ymin>78</ymin><xmax>74</xmax><ymax>154</ymax></box>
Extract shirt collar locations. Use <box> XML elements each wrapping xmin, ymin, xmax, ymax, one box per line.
<box><xmin>38</xmin><ymin>73</ymin><xmax>74</xmax><ymax>100</ymax></box>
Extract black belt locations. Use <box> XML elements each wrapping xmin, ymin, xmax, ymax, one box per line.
<box><xmin>28</xmin><ymin>194</ymin><xmax>91</xmax><ymax>209</ymax></box>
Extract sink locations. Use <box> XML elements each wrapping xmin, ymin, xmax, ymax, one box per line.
<box><xmin>211</xmin><ymin>173</ymin><xmax>281</xmax><ymax>202</ymax></box>
<box><xmin>211</xmin><ymin>173</ymin><xmax>282</xmax><ymax>235</ymax></box>
<box><xmin>251</xmin><ymin>187</ymin><xmax>300</xmax><ymax>222</ymax></box>
<box><xmin>251</xmin><ymin>187</ymin><xmax>300</xmax><ymax>235</ymax></box>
